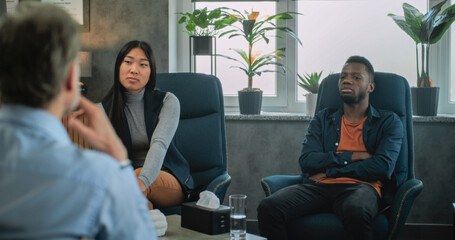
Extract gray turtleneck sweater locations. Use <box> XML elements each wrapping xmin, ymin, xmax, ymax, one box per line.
<box><xmin>104</xmin><ymin>89</ymin><xmax>180</xmax><ymax>188</ymax></box>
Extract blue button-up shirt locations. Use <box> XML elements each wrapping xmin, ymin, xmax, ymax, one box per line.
<box><xmin>0</xmin><ymin>105</ymin><xmax>157</xmax><ymax>240</ymax></box>
<box><xmin>299</xmin><ymin>105</ymin><xmax>404</xmax><ymax>187</ymax></box>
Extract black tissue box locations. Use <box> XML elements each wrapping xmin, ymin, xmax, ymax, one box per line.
<box><xmin>181</xmin><ymin>201</ymin><xmax>230</xmax><ymax>235</ymax></box>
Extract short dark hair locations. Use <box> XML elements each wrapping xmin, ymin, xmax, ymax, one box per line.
<box><xmin>345</xmin><ymin>56</ymin><xmax>374</xmax><ymax>82</ymax></box>
<box><xmin>0</xmin><ymin>2</ymin><xmax>80</xmax><ymax>107</ymax></box>
<box><xmin>102</xmin><ymin>40</ymin><xmax>156</xmax><ymax>143</ymax></box>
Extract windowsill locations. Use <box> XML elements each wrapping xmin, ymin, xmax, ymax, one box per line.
<box><xmin>225</xmin><ymin>112</ymin><xmax>313</xmax><ymax>121</ymax></box>
<box><xmin>225</xmin><ymin>112</ymin><xmax>455</xmax><ymax>123</ymax></box>
<box><xmin>412</xmin><ymin>114</ymin><xmax>455</xmax><ymax>123</ymax></box>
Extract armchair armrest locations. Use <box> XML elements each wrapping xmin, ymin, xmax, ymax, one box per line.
<box><xmin>261</xmin><ymin>174</ymin><xmax>304</xmax><ymax>197</ymax></box>
<box><xmin>206</xmin><ymin>173</ymin><xmax>231</xmax><ymax>203</ymax></box>
<box><xmin>388</xmin><ymin>178</ymin><xmax>423</xmax><ymax>240</ymax></box>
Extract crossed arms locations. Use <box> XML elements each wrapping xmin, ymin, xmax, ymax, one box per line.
<box><xmin>299</xmin><ymin>110</ymin><xmax>403</xmax><ymax>183</ymax></box>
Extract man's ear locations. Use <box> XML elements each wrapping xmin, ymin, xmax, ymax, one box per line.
<box><xmin>368</xmin><ymin>82</ymin><xmax>375</xmax><ymax>93</ymax></box>
<box><xmin>65</xmin><ymin>62</ymin><xmax>77</xmax><ymax>91</ymax></box>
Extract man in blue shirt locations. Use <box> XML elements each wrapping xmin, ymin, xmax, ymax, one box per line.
<box><xmin>0</xmin><ymin>2</ymin><xmax>157</xmax><ymax>239</ymax></box>
<box><xmin>257</xmin><ymin>56</ymin><xmax>403</xmax><ymax>240</ymax></box>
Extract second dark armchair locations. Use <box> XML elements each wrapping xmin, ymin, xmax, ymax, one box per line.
<box><xmin>156</xmin><ymin>73</ymin><xmax>231</xmax><ymax>214</ymax></box>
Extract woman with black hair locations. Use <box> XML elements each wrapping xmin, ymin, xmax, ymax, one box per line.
<box><xmin>102</xmin><ymin>40</ymin><xmax>193</xmax><ymax>210</ymax></box>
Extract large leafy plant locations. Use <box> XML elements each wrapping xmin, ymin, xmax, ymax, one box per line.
<box><xmin>178</xmin><ymin>7</ymin><xmax>234</xmax><ymax>36</ymax></box>
<box><xmin>388</xmin><ymin>0</ymin><xmax>455</xmax><ymax>87</ymax></box>
<box><xmin>219</xmin><ymin>9</ymin><xmax>302</xmax><ymax>90</ymax></box>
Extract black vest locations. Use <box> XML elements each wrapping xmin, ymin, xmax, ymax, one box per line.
<box><xmin>102</xmin><ymin>89</ymin><xmax>194</xmax><ymax>194</ymax></box>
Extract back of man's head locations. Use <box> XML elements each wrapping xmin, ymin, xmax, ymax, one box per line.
<box><xmin>345</xmin><ymin>55</ymin><xmax>374</xmax><ymax>83</ymax></box>
<box><xmin>0</xmin><ymin>2</ymin><xmax>80</xmax><ymax>108</ymax></box>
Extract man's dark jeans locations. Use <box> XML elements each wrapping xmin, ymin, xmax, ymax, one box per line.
<box><xmin>257</xmin><ymin>183</ymin><xmax>379</xmax><ymax>240</ymax></box>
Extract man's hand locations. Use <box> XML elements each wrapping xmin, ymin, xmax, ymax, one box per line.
<box><xmin>351</xmin><ymin>152</ymin><xmax>373</xmax><ymax>162</ymax></box>
<box><xmin>309</xmin><ymin>172</ymin><xmax>327</xmax><ymax>181</ymax></box>
<box><xmin>67</xmin><ymin>97</ymin><xmax>127</xmax><ymax>162</ymax></box>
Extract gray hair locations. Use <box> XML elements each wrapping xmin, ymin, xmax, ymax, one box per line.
<box><xmin>0</xmin><ymin>2</ymin><xmax>80</xmax><ymax>107</ymax></box>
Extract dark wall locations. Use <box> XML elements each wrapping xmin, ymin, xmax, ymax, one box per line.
<box><xmin>224</xmin><ymin>119</ymin><xmax>455</xmax><ymax>225</ymax></box>
<box><xmin>80</xmin><ymin>0</ymin><xmax>168</xmax><ymax>102</ymax></box>
<box><xmin>224</xmin><ymin>120</ymin><xmax>304</xmax><ymax>220</ymax></box>
<box><xmin>408</xmin><ymin>122</ymin><xmax>455</xmax><ymax>223</ymax></box>
<box><xmin>0</xmin><ymin>0</ymin><xmax>6</xmax><ymax>18</ymax></box>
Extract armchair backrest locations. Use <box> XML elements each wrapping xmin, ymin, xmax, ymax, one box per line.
<box><xmin>156</xmin><ymin>73</ymin><xmax>227</xmax><ymax>191</ymax></box>
<box><xmin>315</xmin><ymin>72</ymin><xmax>414</xmax><ymax>184</ymax></box>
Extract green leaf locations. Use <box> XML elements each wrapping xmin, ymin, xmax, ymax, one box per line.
<box><xmin>208</xmin><ymin>8</ymin><xmax>221</xmax><ymax>19</ymax></box>
<box><xmin>277</xmin><ymin>27</ymin><xmax>302</xmax><ymax>46</ymax></box>
<box><xmin>230</xmin><ymin>66</ymin><xmax>250</xmax><ymax>76</ymax></box>
<box><xmin>388</xmin><ymin>15</ymin><xmax>421</xmax><ymax>43</ymax></box>
<box><xmin>186</xmin><ymin>22</ymin><xmax>196</xmax><ymax>32</ymax></box>
<box><xmin>253</xmin><ymin>61</ymin><xmax>280</xmax><ymax>73</ymax></box>
<box><xmin>178</xmin><ymin>16</ymin><xmax>187</xmax><ymax>24</ymax></box>
<box><xmin>218</xmin><ymin>29</ymin><xmax>238</xmax><ymax>38</ymax></box>
<box><xmin>261</xmin><ymin>33</ymin><xmax>269</xmax><ymax>44</ymax></box>
<box><xmin>420</xmin><ymin>0</ymin><xmax>446</xmax><ymax>42</ymax></box>
<box><xmin>227</xmin><ymin>33</ymin><xmax>244</xmax><ymax>39</ymax></box>
<box><xmin>266</xmin><ymin>12</ymin><xmax>298</xmax><ymax>21</ymax></box>
<box><xmin>429</xmin><ymin>4</ymin><xmax>455</xmax><ymax>43</ymax></box>
<box><xmin>403</xmin><ymin>3</ymin><xmax>423</xmax><ymax>20</ymax></box>
<box><xmin>402</xmin><ymin>3</ymin><xmax>423</xmax><ymax>39</ymax></box>
<box><xmin>231</xmin><ymin>48</ymin><xmax>250</xmax><ymax>66</ymax></box>
<box><xmin>227</xmin><ymin>8</ymin><xmax>246</xmax><ymax>20</ymax></box>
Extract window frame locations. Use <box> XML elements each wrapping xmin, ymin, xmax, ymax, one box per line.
<box><xmin>428</xmin><ymin>0</ymin><xmax>455</xmax><ymax>114</ymax></box>
<box><xmin>436</xmin><ymin>0</ymin><xmax>455</xmax><ymax>114</ymax></box>
<box><xmin>170</xmin><ymin>0</ymin><xmax>295</xmax><ymax>112</ymax></box>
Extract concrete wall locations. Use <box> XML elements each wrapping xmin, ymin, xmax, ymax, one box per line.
<box><xmin>80</xmin><ymin>0</ymin><xmax>168</xmax><ymax>102</ymax></box>
<box><xmin>223</xmin><ymin>119</ymin><xmax>455</xmax><ymax>225</ymax></box>
<box><xmin>0</xmin><ymin>0</ymin><xmax>6</xmax><ymax>18</ymax></box>
<box><xmin>410</xmin><ymin>122</ymin><xmax>455</xmax><ymax>224</ymax></box>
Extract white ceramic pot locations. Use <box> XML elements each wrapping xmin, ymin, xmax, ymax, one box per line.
<box><xmin>305</xmin><ymin>93</ymin><xmax>318</xmax><ymax>116</ymax></box>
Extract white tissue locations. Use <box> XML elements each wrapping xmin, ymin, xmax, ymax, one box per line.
<box><xmin>150</xmin><ymin>209</ymin><xmax>167</xmax><ymax>236</ymax></box>
<box><xmin>196</xmin><ymin>190</ymin><xmax>220</xmax><ymax>209</ymax></box>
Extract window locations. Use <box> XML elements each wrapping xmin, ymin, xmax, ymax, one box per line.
<box><xmin>431</xmin><ymin>0</ymin><xmax>454</xmax><ymax>113</ymax></box>
<box><xmin>296</xmin><ymin>0</ymin><xmax>427</xmax><ymax>101</ymax></box>
<box><xmin>170</xmin><ymin>0</ymin><xmax>455</xmax><ymax>114</ymax></box>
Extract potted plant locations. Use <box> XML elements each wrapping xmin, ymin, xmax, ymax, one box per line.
<box><xmin>178</xmin><ymin>7</ymin><xmax>234</xmax><ymax>55</ymax></box>
<box><xmin>219</xmin><ymin>9</ymin><xmax>302</xmax><ymax>114</ymax></box>
<box><xmin>297</xmin><ymin>71</ymin><xmax>323</xmax><ymax>116</ymax></box>
<box><xmin>388</xmin><ymin>0</ymin><xmax>455</xmax><ymax>116</ymax></box>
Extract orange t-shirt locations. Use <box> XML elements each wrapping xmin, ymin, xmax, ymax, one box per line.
<box><xmin>317</xmin><ymin>115</ymin><xmax>382</xmax><ymax>197</ymax></box>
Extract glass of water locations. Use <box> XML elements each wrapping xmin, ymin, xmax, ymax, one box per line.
<box><xmin>229</xmin><ymin>194</ymin><xmax>247</xmax><ymax>240</ymax></box>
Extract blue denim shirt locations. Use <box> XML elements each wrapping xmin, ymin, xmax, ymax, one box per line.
<box><xmin>0</xmin><ymin>105</ymin><xmax>157</xmax><ymax>240</ymax></box>
<box><xmin>299</xmin><ymin>105</ymin><xmax>404</xmax><ymax>185</ymax></box>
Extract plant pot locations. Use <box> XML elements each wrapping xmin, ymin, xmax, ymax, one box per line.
<box><xmin>411</xmin><ymin>87</ymin><xmax>439</xmax><ymax>116</ymax></box>
<box><xmin>305</xmin><ymin>93</ymin><xmax>318</xmax><ymax>116</ymax></box>
<box><xmin>191</xmin><ymin>36</ymin><xmax>213</xmax><ymax>56</ymax></box>
<box><xmin>238</xmin><ymin>89</ymin><xmax>263</xmax><ymax>115</ymax></box>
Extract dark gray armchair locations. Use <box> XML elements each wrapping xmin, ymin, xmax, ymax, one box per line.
<box><xmin>261</xmin><ymin>72</ymin><xmax>423</xmax><ymax>240</ymax></box>
<box><xmin>156</xmin><ymin>73</ymin><xmax>231</xmax><ymax>215</ymax></box>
